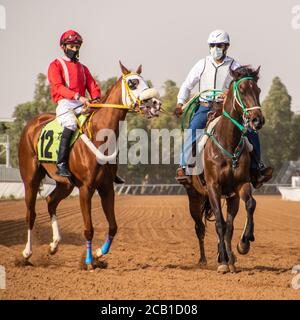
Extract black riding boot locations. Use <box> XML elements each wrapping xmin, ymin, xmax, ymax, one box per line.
<box><xmin>56</xmin><ymin>127</ymin><xmax>74</xmax><ymax>177</ymax></box>
<box><xmin>250</xmin><ymin>151</ymin><xmax>273</xmax><ymax>189</ymax></box>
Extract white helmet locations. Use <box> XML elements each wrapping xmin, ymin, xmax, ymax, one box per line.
<box><xmin>207</xmin><ymin>30</ymin><xmax>230</xmax><ymax>44</ymax></box>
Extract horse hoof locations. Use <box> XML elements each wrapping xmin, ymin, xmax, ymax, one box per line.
<box><xmin>229</xmin><ymin>264</ymin><xmax>237</xmax><ymax>273</ymax></box>
<box><xmin>199</xmin><ymin>259</ymin><xmax>207</xmax><ymax>268</ymax></box>
<box><xmin>237</xmin><ymin>240</ymin><xmax>250</xmax><ymax>255</ymax></box>
<box><xmin>95</xmin><ymin>248</ymin><xmax>103</xmax><ymax>258</ymax></box>
<box><xmin>86</xmin><ymin>264</ymin><xmax>94</xmax><ymax>271</ymax></box>
<box><xmin>49</xmin><ymin>245</ymin><xmax>59</xmax><ymax>255</ymax></box>
<box><xmin>217</xmin><ymin>264</ymin><xmax>229</xmax><ymax>274</ymax></box>
<box><xmin>22</xmin><ymin>249</ymin><xmax>32</xmax><ymax>260</ymax></box>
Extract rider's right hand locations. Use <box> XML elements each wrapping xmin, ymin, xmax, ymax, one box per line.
<box><xmin>174</xmin><ymin>103</ymin><xmax>184</xmax><ymax>117</ymax></box>
<box><xmin>79</xmin><ymin>96</ymin><xmax>89</xmax><ymax>106</ymax></box>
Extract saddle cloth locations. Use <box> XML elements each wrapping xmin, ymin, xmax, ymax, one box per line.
<box><xmin>37</xmin><ymin>115</ymin><xmax>88</xmax><ymax>162</ymax></box>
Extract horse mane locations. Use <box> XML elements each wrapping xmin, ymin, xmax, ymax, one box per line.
<box><xmin>231</xmin><ymin>65</ymin><xmax>260</xmax><ymax>82</ymax></box>
<box><xmin>99</xmin><ymin>78</ymin><xmax>121</xmax><ymax>103</ymax></box>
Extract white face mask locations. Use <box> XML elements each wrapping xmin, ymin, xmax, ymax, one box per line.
<box><xmin>210</xmin><ymin>46</ymin><xmax>224</xmax><ymax>60</ymax></box>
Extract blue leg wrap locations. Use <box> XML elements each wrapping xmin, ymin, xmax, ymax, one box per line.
<box><xmin>85</xmin><ymin>240</ymin><xmax>93</xmax><ymax>264</ymax></box>
<box><xmin>101</xmin><ymin>235</ymin><xmax>114</xmax><ymax>255</ymax></box>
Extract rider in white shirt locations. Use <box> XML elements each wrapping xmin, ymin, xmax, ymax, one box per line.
<box><xmin>175</xmin><ymin>30</ymin><xmax>273</xmax><ymax>188</ymax></box>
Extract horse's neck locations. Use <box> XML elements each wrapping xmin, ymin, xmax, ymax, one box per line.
<box><xmin>90</xmin><ymin>81</ymin><xmax>128</xmax><ymax>144</ymax></box>
<box><xmin>216</xmin><ymin>90</ymin><xmax>243</xmax><ymax>150</ymax></box>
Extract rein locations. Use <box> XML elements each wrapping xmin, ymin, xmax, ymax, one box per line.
<box><xmin>78</xmin><ymin>72</ymin><xmax>154</xmax><ymax>139</ymax></box>
<box><xmin>181</xmin><ymin>89</ymin><xmax>225</xmax><ymax>131</ymax></box>
<box><xmin>86</xmin><ymin>73</ymin><xmax>144</xmax><ymax>113</ymax></box>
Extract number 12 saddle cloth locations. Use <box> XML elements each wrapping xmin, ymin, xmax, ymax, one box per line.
<box><xmin>37</xmin><ymin>115</ymin><xmax>88</xmax><ymax>162</ymax></box>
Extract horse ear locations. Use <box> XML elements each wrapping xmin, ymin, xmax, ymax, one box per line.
<box><xmin>119</xmin><ymin>61</ymin><xmax>129</xmax><ymax>75</ymax></box>
<box><xmin>255</xmin><ymin>66</ymin><xmax>261</xmax><ymax>76</ymax></box>
<box><xmin>230</xmin><ymin>67</ymin><xmax>238</xmax><ymax>80</ymax></box>
<box><xmin>136</xmin><ymin>64</ymin><xmax>142</xmax><ymax>75</ymax></box>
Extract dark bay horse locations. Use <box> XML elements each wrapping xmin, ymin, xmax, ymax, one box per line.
<box><xmin>19</xmin><ymin>62</ymin><xmax>161</xmax><ymax>269</ymax></box>
<box><xmin>187</xmin><ymin>66</ymin><xmax>264</xmax><ymax>273</ymax></box>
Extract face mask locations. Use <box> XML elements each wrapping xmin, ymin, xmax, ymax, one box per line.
<box><xmin>210</xmin><ymin>47</ymin><xmax>224</xmax><ymax>60</ymax></box>
<box><xmin>65</xmin><ymin>48</ymin><xmax>79</xmax><ymax>61</ymax></box>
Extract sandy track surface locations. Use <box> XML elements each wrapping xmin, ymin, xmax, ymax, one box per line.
<box><xmin>0</xmin><ymin>195</ymin><xmax>300</xmax><ymax>300</ymax></box>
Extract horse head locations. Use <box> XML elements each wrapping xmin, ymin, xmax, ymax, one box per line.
<box><xmin>119</xmin><ymin>61</ymin><xmax>161</xmax><ymax>118</ymax></box>
<box><xmin>229</xmin><ymin>66</ymin><xmax>265</xmax><ymax>131</ymax></box>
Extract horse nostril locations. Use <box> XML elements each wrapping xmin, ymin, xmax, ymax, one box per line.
<box><xmin>252</xmin><ymin>117</ymin><xmax>261</xmax><ymax>128</ymax></box>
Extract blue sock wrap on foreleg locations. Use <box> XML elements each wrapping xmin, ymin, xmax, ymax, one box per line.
<box><xmin>101</xmin><ymin>235</ymin><xmax>114</xmax><ymax>255</ymax></box>
<box><xmin>85</xmin><ymin>240</ymin><xmax>93</xmax><ymax>264</ymax></box>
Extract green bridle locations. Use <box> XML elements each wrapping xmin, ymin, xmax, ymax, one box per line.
<box><xmin>223</xmin><ymin>76</ymin><xmax>261</xmax><ymax>132</ymax></box>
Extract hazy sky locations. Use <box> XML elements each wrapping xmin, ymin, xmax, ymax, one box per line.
<box><xmin>0</xmin><ymin>0</ymin><xmax>300</xmax><ymax>118</ymax></box>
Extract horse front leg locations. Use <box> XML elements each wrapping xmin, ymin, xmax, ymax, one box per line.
<box><xmin>225</xmin><ymin>195</ymin><xmax>240</xmax><ymax>273</ymax></box>
<box><xmin>96</xmin><ymin>184</ymin><xmax>117</xmax><ymax>259</ymax></box>
<box><xmin>79</xmin><ymin>186</ymin><xmax>95</xmax><ymax>270</ymax></box>
<box><xmin>238</xmin><ymin>183</ymin><xmax>256</xmax><ymax>255</ymax></box>
<box><xmin>207</xmin><ymin>184</ymin><xmax>228</xmax><ymax>273</ymax></box>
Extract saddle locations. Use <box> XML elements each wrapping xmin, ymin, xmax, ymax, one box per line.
<box><xmin>207</xmin><ymin>107</ymin><xmax>223</xmax><ymax>126</ymax></box>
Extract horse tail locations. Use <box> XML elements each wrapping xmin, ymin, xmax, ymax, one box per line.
<box><xmin>37</xmin><ymin>178</ymin><xmax>44</xmax><ymax>197</ymax></box>
<box><xmin>203</xmin><ymin>196</ymin><xmax>215</xmax><ymax>224</ymax></box>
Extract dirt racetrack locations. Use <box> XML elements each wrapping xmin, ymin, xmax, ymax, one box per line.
<box><xmin>0</xmin><ymin>195</ymin><xmax>300</xmax><ymax>300</ymax></box>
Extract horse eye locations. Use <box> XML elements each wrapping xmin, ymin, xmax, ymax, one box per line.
<box><xmin>128</xmin><ymin>79</ymin><xmax>139</xmax><ymax>90</ymax></box>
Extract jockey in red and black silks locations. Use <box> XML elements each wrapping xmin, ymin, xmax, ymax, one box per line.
<box><xmin>48</xmin><ymin>30</ymin><xmax>101</xmax><ymax>177</ymax></box>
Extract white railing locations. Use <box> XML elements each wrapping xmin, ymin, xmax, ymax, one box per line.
<box><xmin>114</xmin><ymin>184</ymin><xmax>185</xmax><ymax>195</ymax></box>
<box><xmin>114</xmin><ymin>183</ymin><xmax>290</xmax><ymax>195</ymax></box>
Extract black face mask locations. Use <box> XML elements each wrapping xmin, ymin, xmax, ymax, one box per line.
<box><xmin>65</xmin><ymin>48</ymin><xmax>79</xmax><ymax>61</ymax></box>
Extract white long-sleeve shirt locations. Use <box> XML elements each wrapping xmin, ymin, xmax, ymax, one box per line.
<box><xmin>177</xmin><ymin>55</ymin><xmax>241</xmax><ymax>104</ymax></box>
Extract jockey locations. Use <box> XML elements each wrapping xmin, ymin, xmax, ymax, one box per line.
<box><xmin>175</xmin><ymin>29</ymin><xmax>273</xmax><ymax>188</ymax></box>
<box><xmin>48</xmin><ymin>30</ymin><xmax>125</xmax><ymax>183</ymax></box>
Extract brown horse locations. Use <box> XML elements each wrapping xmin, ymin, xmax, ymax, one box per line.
<box><xmin>186</xmin><ymin>66</ymin><xmax>264</xmax><ymax>273</ymax></box>
<box><xmin>19</xmin><ymin>62</ymin><xmax>161</xmax><ymax>269</ymax></box>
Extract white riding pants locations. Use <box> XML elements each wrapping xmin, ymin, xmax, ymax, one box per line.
<box><xmin>56</xmin><ymin>99</ymin><xmax>83</xmax><ymax>131</ymax></box>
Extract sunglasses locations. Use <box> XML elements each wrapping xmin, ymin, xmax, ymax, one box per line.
<box><xmin>209</xmin><ymin>44</ymin><xmax>226</xmax><ymax>48</ymax></box>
